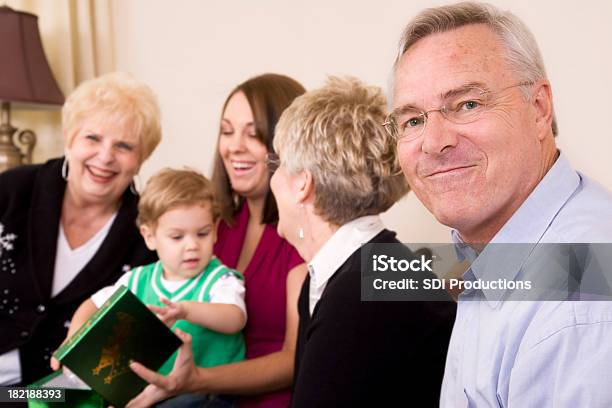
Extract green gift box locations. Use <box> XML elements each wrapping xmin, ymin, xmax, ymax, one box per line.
<box><xmin>51</xmin><ymin>285</ymin><xmax>181</xmax><ymax>407</ymax></box>
<box><xmin>28</xmin><ymin>370</ymin><xmax>104</xmax><ymax>408</ymax></box>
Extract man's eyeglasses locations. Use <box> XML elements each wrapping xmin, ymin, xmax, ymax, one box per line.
<box><xmin>266</xmin><ymin>152</ymin><xmax>281</xmax><ymax>173</ymax></box>
<box><xmin>383</xmin><ymin>82</ymin><xmax>533</xmax><ymax>142</ymax></box>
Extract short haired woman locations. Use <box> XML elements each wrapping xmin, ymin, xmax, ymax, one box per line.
<box><xmin>270</xmin><ymin>76</ymin><xmax>457</xmax><ymax>406</ymax></box>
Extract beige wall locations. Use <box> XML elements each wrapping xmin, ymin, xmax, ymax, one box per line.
<box><xmin>91</xmin><ymin>1</ymin><xmax>612</xmax><ymax>241</ymax></box>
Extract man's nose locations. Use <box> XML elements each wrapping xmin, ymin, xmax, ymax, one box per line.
<box><xmin>420</xmin><ymin>111</ymin><xmax>459</xmax><ymax>155</ymax></box>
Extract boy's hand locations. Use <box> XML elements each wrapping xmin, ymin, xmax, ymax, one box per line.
<box><xmin>51</xmin><ymin>350</ymin><xmax>80</xmax><ymax>381</ymax></box>
<box><xmin>50</xmin><ymin>337</ymin><xmax>69</xmax><ymax>371</ymax></box>
<box><xmin>148</xmin><ymin>298</ymin><xmax>187</xmax><ymax>327</ymax></box>
<box><xmin>50</xmin><ymin>356</ymin><xmax>61</xmax><ymax>371</ymax></box>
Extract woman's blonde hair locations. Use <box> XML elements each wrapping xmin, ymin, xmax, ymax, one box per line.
<box><xmin>274</xmin><ymin>76</ymin><xmax>409</xmax><ymax>226</ymax></box>
<box><xmin>62</xmin><ymin>72</ymin><xmax>162</xmax><ymax>162</ymax></box>
<box><xmin>137</xmin><ymin>168</ymin><xmax>220</xmax><ymax>228</ymax></box>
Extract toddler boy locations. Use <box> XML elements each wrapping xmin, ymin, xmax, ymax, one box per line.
<box><xmin>53</xmin><ymin>168</ymin><xmax>245</xmax><ymax>405</ymax></box>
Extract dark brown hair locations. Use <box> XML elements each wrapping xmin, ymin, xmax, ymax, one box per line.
<box><xmin>211</xmin><ymin>73</ymin><xmax>306</xmax><ymax>225</ymax></box>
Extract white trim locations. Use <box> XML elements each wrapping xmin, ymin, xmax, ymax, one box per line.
<box><xmin>198</xmin><ymin>264</ymin><xmax>226</xmax><ymax>302</ymax></box>
<box><xmin>308</xmin><ymin>215</ymin><xmax>385</xmax><ymax>315</ymax></box>
<box><xmin>170</xmin><ymin>268</ymin><xmax>206</xmax><ymax>303</ymax></box>
<box><xmin>130</xmin><ymin>266</ymin><xmax>143</xmax><ymax>293</ymax></box>
<box><xmin>150</xmin><ymin>261</ymin><xmax>166</xmax><ymax>300</ymax></box>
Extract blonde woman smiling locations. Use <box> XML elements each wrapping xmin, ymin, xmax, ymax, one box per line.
<box><xmin>0</xmin><ymin>72</ymin><xmax>161</xmax><ymax>386</ymax></box>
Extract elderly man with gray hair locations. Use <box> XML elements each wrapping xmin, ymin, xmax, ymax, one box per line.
<box><xmin>389</xmin><ymin>2</ymin><xmax>612</xmax><ymax>407</ymax></box>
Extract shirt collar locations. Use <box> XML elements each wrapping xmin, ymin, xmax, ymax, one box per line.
<box><xmin>453</xmin><ymin>153</ymin><xmax>581</xmax><ymax>307</ymax></box>
<box><xmin>308</xmin><ymin>215</ymin><xmax>385</xmax><ymax>291</ymax></box>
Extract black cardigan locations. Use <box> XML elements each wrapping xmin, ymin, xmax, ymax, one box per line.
<box><xmin>291</xmin><ymin>229</ymin><xmax>456</xmax><ymax>407</ymax></box>
<box><xmin>0</xmin><ymin>158</ymin><xmax>156</xmax><ymax>384</ymax></box>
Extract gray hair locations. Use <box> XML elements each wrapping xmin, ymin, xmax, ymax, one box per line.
<box><xmin>274</xmin><ymin>76</ymin><xmax>408</xmax><ymax>226</ymax></box>
<box><xmin>392</xmin><ymin>1</ymin><xmax>557</xmax><ymax>136</ymax></box>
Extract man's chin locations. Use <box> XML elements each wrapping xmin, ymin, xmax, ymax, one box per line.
<box><xmin>430</xmin><ymin>204</ymin><xmax>474</xmax><ymax>230</ymax></box>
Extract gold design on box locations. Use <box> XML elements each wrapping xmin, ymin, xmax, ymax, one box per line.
<box><xmin>92</xmin><ymin>312</ymin><xmax>135</xmax><ymax>384</ymax></box>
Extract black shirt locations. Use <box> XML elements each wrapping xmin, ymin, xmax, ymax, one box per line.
<box><xmin>0</xmin><ymin>158</ymin><xmax>156</xmax><ymax>384</ymax></box>
<box><xmin>292</xmin><ymin>229</ymin><xmax>456</xmax><ymax>407</ymax></box>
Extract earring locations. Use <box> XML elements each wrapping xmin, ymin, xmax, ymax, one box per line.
<box><xmin>61</xmin><ymin>158</ymin><xmax>69</xmax><ymax>180</ymax></box>
<box><xmin>298</xmin><ymin>203</ymin><xmax>305</xmax><ymax>239</ymax></box>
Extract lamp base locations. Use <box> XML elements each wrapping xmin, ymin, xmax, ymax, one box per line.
<box><xmin>0</xmin><ymin>137</ymin><xmax>24</xmax><ymax>172</ymax></box>
<box><xmin>0</xmin><ymin>102</ymin><xmax>37</xmax><ymax>173</ymax></box>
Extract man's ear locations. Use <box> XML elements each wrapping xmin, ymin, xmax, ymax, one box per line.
<box><xmin>295</xmin><ymin>169</ymin><xmax>314</xmax><ymax>204</ymax></box>
<box><xmin>531</xmin><ymin>80</ymin><xmax>554</xmax><ymax>139</ymax></box>
<box><xmin>139</xmin><ymin>224</ymin><xmax>157</xmax><ymax>250</ymax></box>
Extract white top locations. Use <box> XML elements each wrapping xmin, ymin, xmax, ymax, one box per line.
<box><xmin>52</xmin><ymin>213</ymin><xmax>117</xmax><ymax>297</ymax></box>
<box><xmin>0</xmin><ymin>213</ymin><xmax>116</xmax><ymax>386</ymax></box>
<box><xmin>0</xmin><ymin>351</ymin><xmax>20</xmax><ymax>385</ymax></box>
<box><xmin>91</xmin><ymin>265</ymin><xmax>247</xmax><ymax>317</ymax></box>
<box><xmin>308</xmin><ymin>215</ymin><xmax>385</xmax><ymax>315</ymax></box>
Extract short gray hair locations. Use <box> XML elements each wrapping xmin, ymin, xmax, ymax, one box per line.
<box><xmin>393</xmin><ymin>1</ymin><xmax>558</xmax><ymax>136</ymax></box>
<box><xmin>274</xmin><ymin>76</ymin><xmax>409</xmax><ymax>226</ymax></box>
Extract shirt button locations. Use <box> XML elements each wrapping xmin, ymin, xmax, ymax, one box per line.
<box><xmin>20</xmin><ymin>330</ymin><xmax>29</xmax><ymax>338</ymax></box>
<box><xmin>36</xmin><ymin>304</ymin><xmax>46</xmax><ymax>313</ymax></box>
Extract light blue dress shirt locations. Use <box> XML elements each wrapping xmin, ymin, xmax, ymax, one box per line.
<box><xmin>440</xmin><ymin>154</ymin><xmax>612</xmax><ymax>407</ymax></box>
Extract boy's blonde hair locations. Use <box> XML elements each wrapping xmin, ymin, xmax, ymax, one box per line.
<box><xmin>137</xmin><ymin>168</ymin><xmax>220</xmax><ymax>227</ymax></box>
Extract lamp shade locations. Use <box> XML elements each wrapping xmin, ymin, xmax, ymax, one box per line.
<box><xmin>0</xmin><ymin>6</ymin><xmax>64</xmax><ymax>107</ymax></box>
